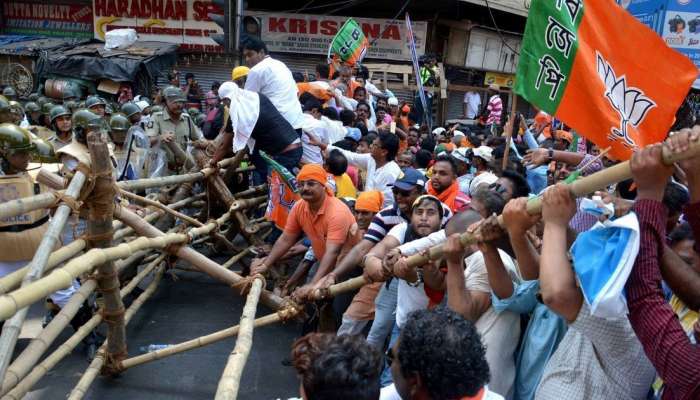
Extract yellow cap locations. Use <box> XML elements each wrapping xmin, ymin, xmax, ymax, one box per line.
<box><xmin>232</xmin><ymin>66</ymin><xmax>250</xmax><ymax>81</ymax></box>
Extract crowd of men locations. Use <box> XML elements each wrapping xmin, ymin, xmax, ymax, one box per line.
<box><xmin>0</xmin><ymin>34</ymin><xmax>699</xmax><ymax>399</ymax></box>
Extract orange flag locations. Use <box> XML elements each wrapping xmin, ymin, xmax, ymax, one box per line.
<box><xmin>515</xmin><ymin>0</ymin><xmax>697</xmax><ymax>160</ymax></box>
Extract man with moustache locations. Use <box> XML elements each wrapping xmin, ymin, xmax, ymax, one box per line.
<box><xmin>250</xmin><ymin>164</ymin><xmax>358</xmax><ymax>303</ymax></box>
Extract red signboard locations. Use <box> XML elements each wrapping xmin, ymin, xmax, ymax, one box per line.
<box><xmin>2</xmin><ymin>1</ymin><xmax>94</xmax><ymax>39</ymax></box>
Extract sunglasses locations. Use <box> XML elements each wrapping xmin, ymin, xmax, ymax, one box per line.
<box><xmin>385</xmin><ymin>347</ymin><xmax>395</xmax><ymax>367</ymax></box>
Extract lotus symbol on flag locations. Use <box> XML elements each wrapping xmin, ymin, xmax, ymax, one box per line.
<box><xmin>596</xmin><ymin>52</ymin><xmax>656</xmax><ymax>148</ymax></box>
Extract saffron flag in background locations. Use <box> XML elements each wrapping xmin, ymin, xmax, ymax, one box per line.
<box><xmin>515</xmin><ymin>0</ymin><xmax>697</xmax><ymax>160</ymax></box>
<box><xmin>327</xmin><ymin>18</ymin><xmax>369</xmax><ymax>67</ymax></box>
<box><xmin>260</xmin><ymin>151</ymin><xmax>300</xmax><ymax>231</ymax></box>
<box><xmin>406</xmin><ymin>13</ymin><xmax>431</xmax><ymax>130</ymax></box>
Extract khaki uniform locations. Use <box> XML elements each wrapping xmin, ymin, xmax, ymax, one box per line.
<box><xmin>145</xmin><ymin>110</ymin><xmax>203</xmax><ymax>173</ymax></box>
<box><xmin>27</xmin><ymin>125</ymin><xmax>55</xmax><ymax>141</ymax></box>
<box><xmin>0</xmin><ymin>171</ymin><xmax>50</xmax><ymax>263</ymax></box>
<box><xmin>48</xmin><ymin>132</ymin><xmax>73</xmax><ymax>151</ymax></box>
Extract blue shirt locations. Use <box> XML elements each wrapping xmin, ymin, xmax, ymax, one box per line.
<box><xmin>492</xmin><ymin>280</ymin><xmax>568</xmax><ymax>400</ymax></box>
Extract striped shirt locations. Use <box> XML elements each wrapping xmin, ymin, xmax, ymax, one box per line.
<box><xmin>486</xmin><ymin>95</ymin><xmax>503</xmax><ymax>125</ymax></box>
<box><xmin>364</xmin><ymin>203</ymin><xmax>453</xmax><ymax>244</ymax></box>
<box><xmin>626</xmin><ymin>199</ymin><xmax>700</xmax><ymax>400</ymax></box>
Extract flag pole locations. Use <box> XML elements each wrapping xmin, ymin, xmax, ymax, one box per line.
<box><xmin>501</xmin><ymin>93</ymin><xmax>518</xmax><ymax>171</ymax></box>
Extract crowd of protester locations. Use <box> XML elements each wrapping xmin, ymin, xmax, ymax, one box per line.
<box><xmin>1</xmin><ymin>33</ymin><xmax>699</xmax><ymax>399</ymax></box>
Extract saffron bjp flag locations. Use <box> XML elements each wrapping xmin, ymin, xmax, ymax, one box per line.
<box><xmin>261</xmin><ymin>151</ymin><xmax>300</xmax><ymax>231</ymax></box>
<box><xmin>515</xmin><ymin>0</ymin><xmax>697</xmax><ymax>160</ymax></box>
<box><xmin>327</xmin><ymin>18</ymin><xmax>369</xmax><ymax>67</ymax></box>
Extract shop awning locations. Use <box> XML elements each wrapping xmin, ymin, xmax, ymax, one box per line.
<box><xmin>459</xmin><ymin>0</ymin><xmax>529</xmax><ymax>17</ymax></box>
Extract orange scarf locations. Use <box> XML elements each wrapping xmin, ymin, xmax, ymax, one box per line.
<box><xmin>427</xmin><ymin>181</ymin><xmax>460</xmax><ymax>212</ymax></box>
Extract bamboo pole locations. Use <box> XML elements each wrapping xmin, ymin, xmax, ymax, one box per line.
<box><xmin>234</xmin><ymin>184</ymin><xmax>267</xmax><ymax>198</ymax></box>
<box><xmin>221</xmin><ymin>247</ymin><xmax>253</xmax><ymax>270</ymax></box>
<box><xmin>1</xmin><ymin>256</ymin><xmax>165</xmax><ymax>400</ymax></box>
<box><xmin>164</xmin><ymin>141</ymin><xmax>196</xmax><ymax>171</ymax></box>
<box><xmin>86</xmin><ymin>131</ymin><xmax>128</xmax><ymax>370</ymax></box>
<box><xmin>0</xmin><ymin>170</ymin><xmax>87</xmax><ymax>384</ymax></box>
<box><xmin>0</xmin><ymin>253</ymin><xmax>164</xmax><ymax>395</ymax></box>
<box><xmin>0</xmin><ymin>233</ymin><xmax>188</xmax><ymax>322</ymax></box>
<box><xmin>120</xmin><ymin>189</ymin><xmax>201</xmax><ymax>227</ymax></box>
<box><xmin>67</xmin><ymin>266</ymin><xmax>166</xmax><ymax>400</ymax></box>
<box><xmin>117</xmin><ymin>305</ymin><xmax>300</xmax><ymax>371</ymax></box>
<box><xmin>113</xmin><ymin>207</ymin><xmax>287</xmax><ymax>311</ymax></box>
<box><xmin>315</xmin><ymin>137</ymin><xmax>700</xmax><ymax>296</ymax></box>
<box><xmin>214</xmin><ymin>277</ymin><xmax>264</xmax><ymax>400</ymax></box>
<box><xmin>501</xmin><ymin>98</ymin><xmax>518</xmax><ymax>171</ymax></box>
<box><xmin>244</xmin><ymin>221</ymin><xmax>272</xmax><ymax>235</ymax></box>
<box><xmin>230</xmin><ymin>196</ymin><xmax>267</xmax><ymax>211</ymax></box>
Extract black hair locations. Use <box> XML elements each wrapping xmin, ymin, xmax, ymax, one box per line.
<box><xmin>211</xmin><ymin>81</ymin><xmax>220</xmax><ymax>90</ymax></box>
<box><xmin>242</xmin><ymin>36</ymin><xmax>267</xmax><ymax>53</ymax></box>
<box><xmin>356</xmin><ymin>65</ymin><xmax>369</xmax><ymax>80</ymax></box>
<box><xmin>434</xmin><ymin>154</ymin><xmax>458</xmax><ymax>176</ymax></box>
<box><xmin>331</xmin><ymin>71</ymin><xmax>340</xmax><ymax>80</ymax></box>
<box><xmin>378</xmin><ymin>132</ymin><xmax>399</xmax><ymax>161</ymax></box>
<box><xmin>415</xmin><ymin>149</ymin><xmax>432</xmax><ymax>169</ymax></box>
<box><xmin>412</xmin><ymin>196</ymin><xmax>444</xmax><ymax>220</ymax></box>
<box><xmin>332</xmin><ymin>139</ymin><xmax>357</xmax><ymax>151</ymax></box>
<box><xmin>616</xmin><ymin>179</ymin><xmax>637</xmax><ymax>200</ymax></box>
<box><xmin>292</xmin><ymin>71</ymin><xmax>305</xmax><ymax>83</ymax></box>
<box><xmin>322</xmin><ymin>106</ymin><xmax>338</xmax><ymax>120</ymax></box>
<box><xmin>167</xmin><ymin>72</ymin><xmax>177</xmax><ymax>82</ymax></box>
<box><xmin>303</xmin><ymin>98</ymin><xmax>322</xmax><ymax>113</ymax></box>
<box><xmin>664</xmin><ymin>182</ymin><xmax>690</xmax><ymax>215</ymax></box>
<box><xmin>468</xmin><ymin>134</ymin><xmax>482</xmax><ymax>148</ymax></box>
<box><xmin>292</xmin><ymin>333</ymin><xmax>381</xmax><ymax>400</ymax></box>
<box><xmin>356</xmin><ymin>101</ymin><xmax>371</xmax><ymax>112</ymax></box>
<box><xmin>185</xmin><ymin>72</ymin><xmax>195</xmax><ymax>80</ymax></box>
<box><xmin>353</xmin><ymin>87</ymin><xmax>367</xmax><ymax>98</ymax></box>
<box><xmin>398</xmin><ymin>308</ymin><xmax>490</xmax><ymax>399</ymax></box>
<box><xmin>420</xmin><ymin>137</ymin><xmax>436</xmax><ymax>153</ymax></box>
<box><xmin>669</xmin><ymin>222</ymin><xmax>694</xmax><ymax>247</ymax></box>
<box><xmin>355</xmin><ymin>123</ymin><xmax>369</xmax><ymax>137</ymax></box>
<box><xmin>340</xmin><ymin>109</ymin><xmax>355</xmax><ymax>126</ymax></box>
<box><xmin>375</xmin><ymin>106</ymin><xmax>387</xmax><ymax>114</ymax></box>
<box><xmin>316</xmin><ymin>63</ymin><xmax>330</xmax><ymax>80</ymax></box>
<box><xmin>501</xmin><ymin>169</ymin><xmax>531</xmax><ymax>198</ymax></box>
<box><xmin>299</xmin><ymin>92</ymin><xmax>320</xmax><ymax>106</ymax></box>
<box><xmin>327</xmin><ymin>149</ymin><xmax>348</xmax><ymax>176</ymax></box>
<box><xmin>472</xmin><ymin>187</ymin><xmax>506</xmax><ymax>215</ymax></box>
<box><xmin>360</xmin><ymin>133</ymin><xmax>377</xmax><ymax>147</ymax></box>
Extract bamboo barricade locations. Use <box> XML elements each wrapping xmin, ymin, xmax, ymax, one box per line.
<box><xmin>67</xmin><ymin>266</ymin><xmax>166</xmax><ymax>400</ymax></box>
<box><xmin>0</xmin><ymin>253</ymin><xmax>165</xmax><ymax>395</ymax></box>
<box><xmin>0</xmin><ymin>193</ymin><xmax>202</xmax><ymax>296</ymax></box>
<box><xmin>0</xmin><ymin>170</ymin><xmax>87</xmax><ymax>384</ymax></box>
<box><xmin>86</xmin><ymin>131</ymin><xmax>128</xmax><ymax>371</ymax></box>
<box><xmin>0</xmin><ymin>212</ymin><xmax>234</xmax><ymax>322</ymax></box>
<box><xmin>214</xmin><ymin>277</ymin><xmax>264</xmax><ymax>400</ymax></box>
<box><xmin>221</xmin><ymin>246</ymin><xmax>254</xmax><ymax>270</ymax></box>
<box><xmin>116</xmin><ymin>303</ymin><xmax>302</xmax><ymax>371</ymax></box>
<box><xmin>1</xmin><ymin>255</ymin><xmax>165</xmax><ymax>400</ymax></box>
<box><xmin>113</xmin><ymin>207</ymin><xmax>287</xmax><ymax>311</ymax></box>
<box><xmin>0</xmin><ymin>155</ymin><xmax>237</xmax><ymax>221</ymax></box>
<box><xmin>314</xmin><ymin>137</ymin><xmax>700</xmax><ymax>299</ymax></box>
<box><xmin>234</xmin><ymin>184</ymin><xmax>268</xmax><ymax>198</ymax></box>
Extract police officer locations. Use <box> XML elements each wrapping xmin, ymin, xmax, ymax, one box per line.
<box><xmin>146</xmin><ymin>86</ymin><xmax>205</xmax><ymax>175</ymax></box>
<box><xmin>2</xmin><ymin>87</ymin><xmax>17</xmax><ymax>102</ymax></box>
<box><xmin>7</xmin><ymin>101</ymin><xmax>24</xmax><ymax>126</ymax></box>
<box><xmin>85</xmin><ymin>96</ymin><xmax>107</xmax><ymax>117</ymax></box>
<box><xmin>56</xmin><ymin>109</ymin><xmax>107</xmax><ymax>175</ymax></box>
<box><xmin>110</xmin><ymin>113</ymin><xmax>143</xmax><ymax>181</ymax></box>
<box><xmin>0</xmin><ymin>123</ymin><xmax>54</xmax><ymax>277</ymax></box>
<box><xmin>40</xmin><ymin>102</ymin><xmax>55</xmax><ymax>128</ymax></box>
<box><xmin>48</xmin><ymin>105</ymin><xmax>73</xmax><ymax>151</ymax></box>
<box><xmin>121</xmin><ymin>102</ymin><xmax>149</xmax><ymax>149</ymax></box>
<box><xmin>0</xmin><ymin>96</ymin><xmax>14</xmax><ymax>124</ymax></box>
<box><xmin>24</xmin><ymin>102</ymin><xmax>42</xmax><ymax>125</ymax></box>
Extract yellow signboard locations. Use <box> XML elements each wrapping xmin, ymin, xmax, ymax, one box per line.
<box><xmin>484</xmin><ymin>72</ymin><xmax>515</xmax><ymax>88</ymax></box>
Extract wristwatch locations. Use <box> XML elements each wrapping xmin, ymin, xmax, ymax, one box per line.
<box><xmin>548</xmin><ymin>147</ymin><xmax>554</xmax><ymax>161</ymax></box>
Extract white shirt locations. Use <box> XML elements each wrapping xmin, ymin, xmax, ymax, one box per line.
<box><xmin>388</xmin><ymin>223</ymin><xmax>430</xmax><ymax>329</ymax></box>
<box><xmin>300</xmin><ymin>113</ymin><xmax>328</xmax><ymax>165</ymax></box>
<box><xmin>326</xmin><ymin>145</ymin><xmax>402</xmax><ymax>208</ymax></box>
<box><xmin>321</xmin><ymin>116</ymin><xmax>347</xmax><ymax>144</ymax></box>
<box><xmin>244</xmin><ymin>56</ymin><xmax>304</xmax><ymax>129</ymax></box>
<box><xmin>464</xmin><ymin>91</ymin><xmax>481</xmax><ymax>119</ymax></box>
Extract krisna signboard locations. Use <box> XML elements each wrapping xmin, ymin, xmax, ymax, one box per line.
<box><xmin>252</xmin><ymin>11</ymin><xmax>427</xmax><ymax>61</ymax></box>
